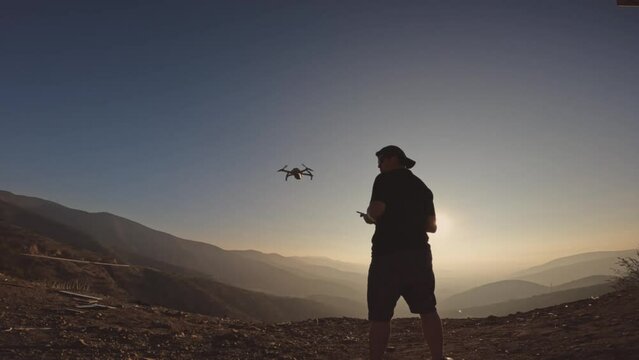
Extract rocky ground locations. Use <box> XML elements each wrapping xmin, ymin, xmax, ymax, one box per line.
<box><xmin>1</xmin><ymin>273</ymin><xmax>637</xmax><ymax>360</ymax></box>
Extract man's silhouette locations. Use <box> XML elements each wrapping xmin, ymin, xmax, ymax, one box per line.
<box><xmin>361</xmin><ymin>145</ymin><xmax>448</xmax><ymax>360</ymax></box>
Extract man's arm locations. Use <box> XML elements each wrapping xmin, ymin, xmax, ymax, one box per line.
<box><xmin>425</xmin><ymin>215</ymin><xmax>437</xmax><ymax>233</ymax></box>
<box><xmin>365</xmin><ymin>201</ymin><xmax>386</xmax><ymax>224</ymax></box>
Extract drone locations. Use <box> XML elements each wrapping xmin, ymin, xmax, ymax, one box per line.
<box><xmin>277</xmin><ymin>164</ymin><xmax>314</xmax><ymax>181</ymax></box>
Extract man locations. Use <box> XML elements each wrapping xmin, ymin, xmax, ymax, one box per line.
<box><xmin>361</xmin><ymin>145</ymin><xmax>449</xmax><ymax>360</ymax></box>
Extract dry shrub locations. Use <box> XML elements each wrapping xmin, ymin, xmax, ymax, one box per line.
<box><xmin>615</xmin><ymin>249</ymin><xmax>639</xmax><ymax>290</ymax></box>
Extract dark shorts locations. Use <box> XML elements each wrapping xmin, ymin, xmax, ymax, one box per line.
<box><xmin>367</xmin><ymin>246</ymin><xmax>437</xmax><ymax>321</ymax></box>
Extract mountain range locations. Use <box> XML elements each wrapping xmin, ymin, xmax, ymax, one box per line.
<box><xmin>0</xmin><ymin>190</ymin><xmax>366</xmax><ymax>300</ymax></box>
<box><xmin>0</xmin><ymin>189</ymin><xmax>631</xmax><ymax>321</ymax></box>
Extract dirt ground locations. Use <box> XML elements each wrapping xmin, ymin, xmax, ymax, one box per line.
<box><xmin>1</xmin><ymin>274</ymin><xmax>637</xmax><ymax>360</ymax></box>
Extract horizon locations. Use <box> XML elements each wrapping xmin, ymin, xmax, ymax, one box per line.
<box><xmin>2</xmin><ymin>1</ymin><xmax>638</xmax><ymax>274</ymax></box>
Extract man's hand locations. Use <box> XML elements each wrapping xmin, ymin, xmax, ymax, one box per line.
<box><xmin>363</xmin><ymin>214</ymin><xmax>376</xmax><ymax>224</ymax></box>
<box><xmin>358</xmin><ymin>211</ymin><xmax>375</xmax><ymax>224</ymax></box>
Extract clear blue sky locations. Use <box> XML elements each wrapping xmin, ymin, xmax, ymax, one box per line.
<box><xmin>2</xmin><ymin>1</ymin><xmax>638</xmax><ymax>274</ymax></box>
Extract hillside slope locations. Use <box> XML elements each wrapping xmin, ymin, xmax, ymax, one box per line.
<box><xmin>0</xmin><ymin>190</ymin><xmax>363</xmax><ymax>302</ymax></box>
<box><xmin>0</xmin><ymin>221</ymin><xmax>347</xmax><ymax>322</ymax></box>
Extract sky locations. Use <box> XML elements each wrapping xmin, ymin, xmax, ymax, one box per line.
<box><xmin>1</xmin><ymin>0</ymin><xmax>638</xmax><ymax>276</ymax></box>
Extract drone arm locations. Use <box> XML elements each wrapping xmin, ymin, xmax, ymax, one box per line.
<box><xmin>300</xmin><ymin>168</ymin><xmax>314</xmax><ymax>180</ymax></box>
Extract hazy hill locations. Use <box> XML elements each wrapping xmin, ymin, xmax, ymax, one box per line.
<box><xmin>305</xmin><ymin>294</ymin><xmax>367</xmax><ymax>318</ymax></box>
<box><xmin>552</xmin><ymin>275</ymin><xmax>616</xmax><ymax>291</ymax></box>
<box><xmin>438</xmin><ymin>274</ymin><xmax>617</xmax><ymax>317</ymax></box>
<box><xmin>445</xmin><ymin>282</ymin><xmax>615</xmax><ymax>318</ymax></box>
<box><xmin>515</xmin><ymin>255</ymin><xmax>630</xmax><ymax>286</ymax></box>
<box><xmin>0</xmin><ymin>190</ymin><xmax>363</xmax><ymax>303</ymax></box>
<box><xmin>440</xmin><ymin>280</ymin><xmax>549</xmax><ymax>311</ymax></box>
<box><xmin>0</xmin><ymin>221</ymin><xmax>345</xmax><ymax>322</ymax></box>
<box><xmin>511</xmin><ymin>250</ymin><xmax>633</xmax><ymax>286</ymax></box>
<box><xmin>288</xmin><ymin>255</ymin><xmax>369</xmax><ymax>274</ymax></box>
<box><xmin>229</xmin><ymin>249</ymin><xmax>367</xmax><ymax>291</ymax></box>
<box><xmin>513</xmin><ymin>250</ymin><xmax>635</xmax><ymax>277</ymax></box>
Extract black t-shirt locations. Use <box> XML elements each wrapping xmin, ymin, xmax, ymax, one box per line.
<box><xmin>369</xmin><ymin>168</ymin><xmax>435</xmax><ymax>256</ymax></box>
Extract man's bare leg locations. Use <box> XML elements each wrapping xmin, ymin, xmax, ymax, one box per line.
<box><xmin>420</xmin><ymin>311</ymin><xmax>443</xmax><ymax>360</ymax></box>
<box><xmin>369</xmin><ymin>321</ymin><xmax>391</xmax><ymax>360</ymax></box>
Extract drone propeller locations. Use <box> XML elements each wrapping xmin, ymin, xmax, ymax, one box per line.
<box><xmin>277</xmin><ymin>165</ymin><xmax>288</xmax><ymax>172</ymax></box>
<box><xmin>301</xmin><ymin>163</ymin><xmax>314</xmax><ymax>172</ymax></box>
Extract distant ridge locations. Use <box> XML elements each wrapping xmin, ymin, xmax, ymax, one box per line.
<box><xmin>515</xmin><ymin>254</ymin><xmax>631</xmax><ymax>286</ymax></box>
<box><xmin>290</xmin><ymin>255</ymin><xmax>368</xmax><ymax>274</ymax></box>
<box><xmin>441</xmin><ymin>280</ymin><xmax>549</xmax><ymax>311</ymax></box>
<box><xmin>229</xmin><ymin>249</ymin><xmax>366</xmax><ymax>290</ymax></box>
<box><xmin>439</xmin><ymin>275</ymin><xmax>618</xmax><ymax>318</ymax></box>
<box><xmin>513</xmin><ymin>250</ymin><xmax>635</xmax><ymax>278</ymax></box>
<box><xmin>446</xmin><ymin>283</ymin><xmax>614</xmax><ymax>318</ymax></box>
<box><xmin>552</xmin><ymin>275</ymin><xmax>616</xmax><ymax>292</ymax></box>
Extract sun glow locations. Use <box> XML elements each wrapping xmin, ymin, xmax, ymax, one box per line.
<box><xmin>435</xmin><ymin>212</ymin><xmax>453</xmax><ymax>237</ymax></box>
